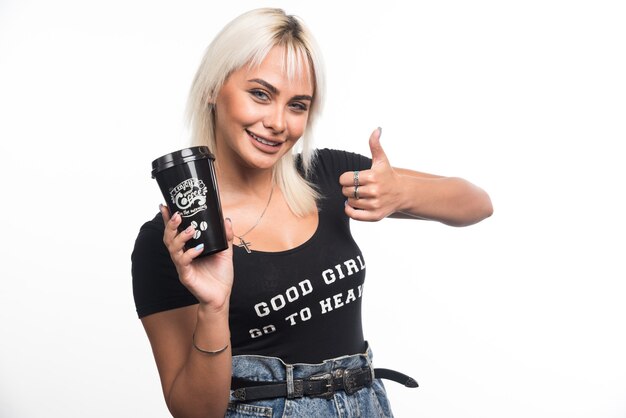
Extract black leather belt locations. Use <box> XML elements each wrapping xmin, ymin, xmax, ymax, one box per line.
<box><xmin>231</xmin><ymin>367</ymin><xmax>417</xmax><ymax>402</ymax></box>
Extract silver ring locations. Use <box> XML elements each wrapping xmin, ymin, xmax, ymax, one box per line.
<box><xmin>353</xmin><ymin>171</ymin><xmax>360</xmax><ymax>187</ymax></box>
<box><xmin>354</xmin><ymin>185</ymin><xmax>360</xmax><ymax>200</ymax></box>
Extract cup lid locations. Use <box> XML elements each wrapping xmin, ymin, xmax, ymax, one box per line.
<box><xmin>151</xmin><ymin>146</ymin><xmax>215</xmax><ymax>178</ymax></box>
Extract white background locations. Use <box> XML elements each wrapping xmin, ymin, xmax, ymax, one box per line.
<box><xmin>1</xmin><ymin>1</ymin><xmax>625</xmax><ymax>417</ymax></box>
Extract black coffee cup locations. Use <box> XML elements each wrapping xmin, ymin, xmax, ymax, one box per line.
<box><xmin>151</xmin><ymin>146</ymin><xmax>228</xmax><ymax>257</ymax></box>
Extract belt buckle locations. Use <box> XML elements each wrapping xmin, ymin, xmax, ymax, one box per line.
<box><xmin>342</xmin><ymin>368</ymin><xmax>361</xmax><ymax>395</ymax></box>
<box><xmin>309</xmin><ymin>372</ymin><xmax>335</xmax><ymax>399</ymax></box>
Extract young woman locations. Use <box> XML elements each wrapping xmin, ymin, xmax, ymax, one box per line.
<box><xmin>132</xmin><ymin>8</ymin><xmax>493</xmax><ymax>418</ymax></box>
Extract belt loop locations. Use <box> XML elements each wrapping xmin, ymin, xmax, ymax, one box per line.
<box><xmin>286</xmin><ymin>364</ymin><xmax>295</xmax><ymax>399</ymax></box>
<box><xmin>364</xmin><ymin>351</ymin><xmax>375</xmax><ymax>382</ymax></box>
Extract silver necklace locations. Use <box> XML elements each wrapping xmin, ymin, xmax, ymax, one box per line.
<box><xmin>234</xmin><ymin>186</ymin><xmax>274</xmax><ymax>253</ymax></box>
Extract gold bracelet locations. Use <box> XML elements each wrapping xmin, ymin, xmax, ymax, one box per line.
<box><xmin>192</xmin><ymin>333</ymin><xmax>229</xmax><ymax>355</ymax></box>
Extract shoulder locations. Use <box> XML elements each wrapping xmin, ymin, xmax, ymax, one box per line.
<box><xmin>131</xmin><ymin>213</ymin><xmax>197</xmax><ymax>318</ymax></box>
<box><xmin>132</xmin><ymin>213</ymin><xmax>166</xmax><ymax>258</ymax></box>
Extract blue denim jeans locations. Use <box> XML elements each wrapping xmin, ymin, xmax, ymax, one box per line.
<box><xmin>226</xmin><ymin>345</ymin><xmax>394</xmax><ymax>417</ymax></box>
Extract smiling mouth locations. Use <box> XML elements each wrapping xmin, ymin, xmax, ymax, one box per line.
<box><xmin>246</xmin><ymin>129</ymin><xmax>282</xmax><ymax>147</ymax></box>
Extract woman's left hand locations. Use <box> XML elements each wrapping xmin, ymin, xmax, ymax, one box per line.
<box><xmin>340</xmin><ymin>128</ymin><xmax>404</xmax><ymax>221</ymax></box>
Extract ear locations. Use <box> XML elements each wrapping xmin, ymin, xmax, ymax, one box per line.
<box><xmin>206</xmin><ymin>90</ymin><xmax>216</xmax><ymax>107</ymax></box>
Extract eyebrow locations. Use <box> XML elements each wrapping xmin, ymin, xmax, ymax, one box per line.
<box><xmin>247</xmin><ymin>78</ymin><xmax>313</xmax><ymax>101</ymax></box>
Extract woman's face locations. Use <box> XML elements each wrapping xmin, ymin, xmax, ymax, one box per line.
<box><xmin>213</xmin><ymin>46</ymin><xmax>314</xmax><ymax>171</ymax></box>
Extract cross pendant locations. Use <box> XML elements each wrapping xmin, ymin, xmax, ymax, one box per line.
<box><xmin>237</xmin><ymin>238</ymin><xmax>252</xmax><ymax>254</ymax></box>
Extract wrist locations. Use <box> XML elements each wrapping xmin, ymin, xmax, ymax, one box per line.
<box><xmin>194</xmin><ymin>303</ymin><xmax>231</xmax><ymax>352</ymax></box>
<box><xmin>395</xmin><ymin>174</ymin><xmax>416</xmax><ymax>213</ymax></box>
<box><xmin>198</xmin><ymin>300</ymin><xmax>230</xmax><ymax>318</ymax></box>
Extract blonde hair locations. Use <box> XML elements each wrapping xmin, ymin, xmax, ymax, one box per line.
<box><xmin>186</xmin><ymin>8</ymin><xmax>325</xmax><ymax>216</ymax></box>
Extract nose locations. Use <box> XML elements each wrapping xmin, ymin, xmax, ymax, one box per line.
<box><xmin>263</xmin><ymin>105</ymin><xmax>286</xmax><ymax>134</ymax></box>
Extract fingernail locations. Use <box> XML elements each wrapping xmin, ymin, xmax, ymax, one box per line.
<box><xmin>225</xmin><ymin>217</ymin><xmax>232</xmax><ymax>224</ymax></box>
<box><xmin>344</xmin><ymin>199</ymin><xmax>348</xmax><ymax>206</ymax></box>
<box><xmin>378</xmin><ymin>127</ymin><xmax>382</xmax><ymax>136</ymax></box>
<box><xmin>185</xmin><ymin>225</ymin><xmax>194</xmax><ymax>234</ymax></box>
<box><xmin>159</xmin><ymin>203</ymin><xmax>164</xmax><ymax>211</ymax></box>
<box><xmin>194</xmin><ymin>243</ymin><xmax>204</xmax><ymax>251</ymax></box>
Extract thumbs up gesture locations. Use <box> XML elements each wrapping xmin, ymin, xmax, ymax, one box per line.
<box><xmin>340</xmin><ymin>128</ymin><xmax>403</xmax><ymax>221</ymax></box>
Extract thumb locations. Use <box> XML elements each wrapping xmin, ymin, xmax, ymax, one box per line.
<box><xmin>369</xmin><ymin>127</ymin><xmax>388</xmax><ymax>167</ymax></box>
<box><xmin>224</xmin><ymin>217</ymin><xmax>234</xmax><ymax>243</ymax></box>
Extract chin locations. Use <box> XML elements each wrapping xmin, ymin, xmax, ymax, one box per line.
<box><xmin>246</xmin><ymin>144</ymin><xmax>294</xmax><ymax>169</ymax></box>
<box><xmin>243</xmin><ymin>151</ymin><xmax>286</xmax><ymax>170</ymax></box>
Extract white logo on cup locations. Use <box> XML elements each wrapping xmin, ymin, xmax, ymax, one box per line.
<box><xmin>191</xmin><ymin>221</ymin><xmax>202</xmax><ymax>239</ymax></box>
<box><xmin>169</xmin><ymin>178</ymin><xmax>208</xmax><ymax>218</ymax></box>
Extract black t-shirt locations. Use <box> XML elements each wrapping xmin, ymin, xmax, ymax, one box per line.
<box><xmin>131</xmin><ymin>148</ymin><xmax>372</xmax><ymax>364</ymax></box>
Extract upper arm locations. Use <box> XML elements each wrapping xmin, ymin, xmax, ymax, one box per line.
<box><xmin>141</xmin><ymin>305</ymin><xmax>198</xmax><ymax>400</ymax></box>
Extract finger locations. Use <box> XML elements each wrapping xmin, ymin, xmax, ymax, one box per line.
<box><xmin>163</xmin><ymin>222</ymin><xmax>195</xmax><ymax>265</ymax></box>
<box><xmin>342</xmin><ymin>185</ymin><xmax>368</xmax><ymax>200</ymax></box>
<box><xmin>163</xmin><ymin>210</ymin><xmax>182</xmax><ymax>246</ymax></box>
<box><xmin>369</xmin><ymin>127</ymin><xmax>389</xmax><ymax>167</ymax></box>
<box><xmin>346</xmin><ymin>193</ymin><xmax>378</xmax><ymax>211</ymax></box>
<box><xmin>180</xmin><ymin>218</ymin><xmax>235</xmax><ymax>267</ymax></box>
<box><xmin>159</xmin><ymin>203</ymin><xmax>171</xmax><ymax>223</ymax></box>
<box><xmin>339</xmin><ymin>169</ymin><xmax>364</xmax><ymax>187</ymax></box>
<box><xmin>165</xmin><ymin>213</ymin><xmax>196</xmax><ymax>259</ymax></box>
<box><xmin>159</xmin><ymin>203</ymin><xmax>170</xmax><ymax>217</ymax></box>
<box><xmin>177</xmin><ymin>238</ymin><xmax>207</xmax><ymax>266</ymax></box>
<box><xmin>344</xmin><ymin>201</ymin><xmax>380</xmax><ymax>222</ymax></box>
<box><xmin>224</xmin><ymin>218</ymin><xmax>234</xmax><ymax>243</ymax></box>
<box><xmin>214</xmin><ymin>218</ymin><xmax>235</xmax><ymax>258</ymax></box>
<box><xmin>172</xmin><ymin>223</ymin><xmax>197</xmax><ymax>253</ymax></box>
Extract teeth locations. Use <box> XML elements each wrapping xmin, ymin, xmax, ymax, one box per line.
<box><xmin>249</xmin><ymin>131</ymin><xmax>279</xmax><ymax>146</ymax></box>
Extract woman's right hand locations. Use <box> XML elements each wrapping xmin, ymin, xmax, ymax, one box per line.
<box><xmin>160</xmin><ymin>205</ymin><xmax>234</xmax><ymax>311</ymax></box>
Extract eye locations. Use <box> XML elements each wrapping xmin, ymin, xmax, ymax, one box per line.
<box><xmin>249</xmin><ymin>89</ymin><xmax>269</xmax><ymax>101</ymax></box>
<box><xmin>289</xmin><ymin>102</ymin><xmax>309</xmax><ymax>112</ymax></box>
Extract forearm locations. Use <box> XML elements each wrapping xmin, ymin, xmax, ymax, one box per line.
<box><xmin>393</xmin><ymin>172</ymin><xmax>493</xmax><ymax>226</ymax></box>
<box><xmin>167</xmin><ymin>306</ymin><xmax>232</xmax><ymax>418</ymax></box>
